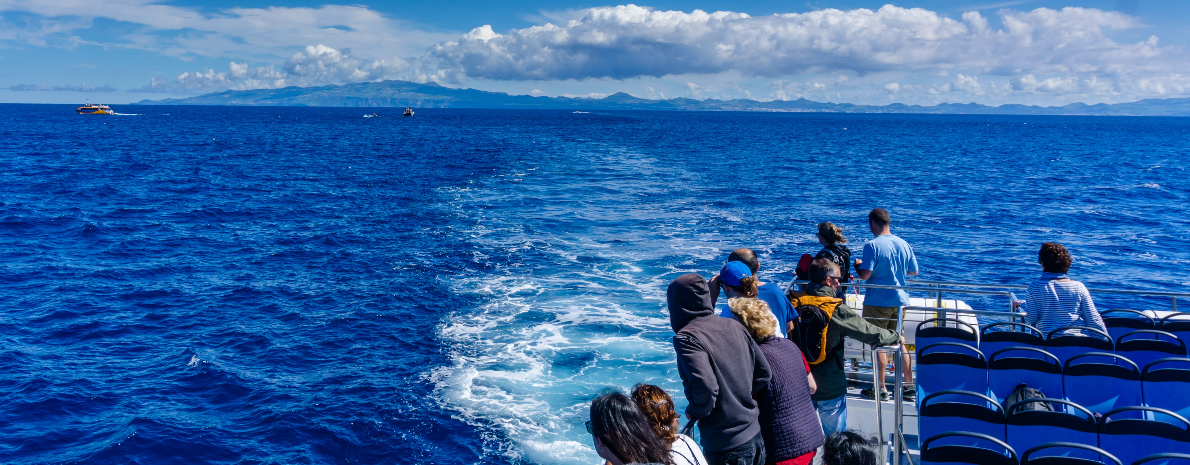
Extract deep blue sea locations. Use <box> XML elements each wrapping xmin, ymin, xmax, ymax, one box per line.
<box><xmin>1</xmin><ymin>104</ymin><xmax>1188</xmax><ymax>464</ymax></box>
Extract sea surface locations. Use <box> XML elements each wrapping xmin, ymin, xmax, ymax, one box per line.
<box><xmin>1</xmin><ymin>104</ymin><xmax>1188</xmax><ymax>464</ymax></box>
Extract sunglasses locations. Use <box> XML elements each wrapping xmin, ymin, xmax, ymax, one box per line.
<box><xmin>826</xmin><ymin>275</ymin><xmax>841</xmax><ymax>280</ymax></box>
<box><xmin>585</xmin><ymin>420</ymin><xmax>594</xmax><ymax>434</ymax></box>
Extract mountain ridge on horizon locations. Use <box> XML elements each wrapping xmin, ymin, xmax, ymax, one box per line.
<box><xmin>134</xmin><ymin>80</ymin><xmax>1190</xmax><ymax>116</ymax></box>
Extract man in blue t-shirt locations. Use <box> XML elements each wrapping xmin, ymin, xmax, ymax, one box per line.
<box><xmin>854</xmin><ymin>208</ymin><xmax>919</xmax><ymax>401</ymax></box>
<box><xmin>711</xmin><ymin>248</ymin><xmax>796</xmax><ymax>337</ymax></box>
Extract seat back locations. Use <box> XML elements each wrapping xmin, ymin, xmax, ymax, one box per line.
<box><xmin>917</xmin><ymin>342</ymin><xmax>988</xmax><ymax>401</ymax></box>
<box><xmin>1007</xmin><ymin>399</ymin><xmax>1098</xmax><ymax>462</ymax></box>
<box><xmin>918</xmin><ymin>318</ymin><xmax>980</xmax><ymax>350</ymax></box>
<box><xmin>1047</xmin><ymin>326</ymin><xmax>1115</xmax><ymax>367</ymax></box>
<box><xmin>1133</xmin><ymin>453</ymin><xmax>1190</xmax><ymax>465</ymax></box>
<box><xmin>920</xmin><ymin>432</ymin><xmax>1018</xmax><ymax>465</ymax></box>
<box><xmin>988</xmin><ymin>347</ymin><xmax>1064</xmax><ymax>406</ymax></box>
<box><xmin>1021</xmin><ymin>442</ymin><xmax>1121</xmax><ymax>465</ymax></box>
<box><xmin>1063</xmin><ymin>352</ymin><xmax>1142</xmax><ymax>415</ymax></box>
<box><xmin>1099</xmin><ymin>407</ymin><xmax>1190</xmax><ymax>465</ymax></box>
<box><xmin>1143</xmin><ymin>358</ymin><xmax>1190</xmax><ymax>420</ymax></box>
<box><xmin>1117</xmin><ymin>330</ymin><xmax>1188</xmax><ymax>369</ymax></box>
<box><xmin>1101</xmin><ymin>310</ymin><xmax>1156</xmax><ymax>342</ymax></box>
<box><xmin>1160</xmin><ymin>313</ymin><xmax>1190</xmax><ymax>350</ymax></box>
<box><xmin>920</xmin><ymin>390</ymin><xmax>1006</xmax><ymax>444</ymax></box>
<box><xmin>982</xmin><ymin>323</ymin><xmax>1045</xmax><ymax>357</ymax></box>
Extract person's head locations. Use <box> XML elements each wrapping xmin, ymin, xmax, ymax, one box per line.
<box><xmin>818</xmin><ymin>222</ymin><xmax>849</xmax><ymax>246</ymax></box>
<box><xmin>727</xmin><ymin>248</ymin><xmax>760</xmax><ymax>276</ymax></box>
<box><xmin>808</xmin><ymin>258</ymin><xmax>843</xmax><ymax>291</ymax></box>
<box><xmin>629</xmin><ymin>384</ymin><xmax>679</xmax><ymax>444</ymax></box>
<box><xmin>868</xmin><ymin>208</ymin><xmax>891</xmax><ymax>236</ymax></box>
<box><xmin>719</xmin><ymin>261</ymin><xmax>759</xmax><ymax>298</ymax></box>
<box><xmin>588</xmin><ymin>390</ymin><xmax>674</xmax><ymax>465</ymax></box>
<box><xmin>822</xmin><ymin>431</ymin><xmax>878</xmax><ymax>465</ymax></box>
<box><xmin>729</xmin><ymin>298</ymin><xmax>777</xmax><ymax>341</ymax></box>
<box><xmin>667</xmin><ymin>273</ymin><xmax>714</xmax><ymax>332</ymax></box>
<box><xmin>1038</xmin><ymin>242</ymin><xmax>1072</xmax><ymax>274</ymax></box>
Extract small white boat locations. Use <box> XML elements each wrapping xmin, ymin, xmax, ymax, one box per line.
<box><xmin>403</xmin><ymin>107</ymin><xmax>414</xmax><ymax>117</ymax></box>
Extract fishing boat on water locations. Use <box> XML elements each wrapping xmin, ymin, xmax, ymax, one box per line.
<box><xmin>76</xmin><ymin>102</ymin><xmax>113</xmax><ymax>115</ymax></box>
<box><xmin>403</xmin><ymin>107</ymin><xmax>414</xmax><ymax>117</ymax></box>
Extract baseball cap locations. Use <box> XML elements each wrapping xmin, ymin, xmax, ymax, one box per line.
<box><xmin>720</xmin><ymin>261</ymin><xmax>752</xmax><ymax>287</ymax></box>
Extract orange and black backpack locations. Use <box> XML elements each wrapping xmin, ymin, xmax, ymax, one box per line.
<box><xmin>786</xmin><ymin>291</ymin><xmax>845</xmax><ymax>365</ymax></box>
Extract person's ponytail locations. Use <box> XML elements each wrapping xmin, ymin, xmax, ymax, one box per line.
<box><xmin>737</xmin><ymin>276</ymin><xmax>759</xmax><ymax>298</ymax></box>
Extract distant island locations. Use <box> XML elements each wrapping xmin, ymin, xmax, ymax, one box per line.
<box><xmin>136</xmin><ymin>80</ymin><xmax>1190</xmax><ymax>116</ymax></box>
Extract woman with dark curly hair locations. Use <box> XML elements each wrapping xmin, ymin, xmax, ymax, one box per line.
<box><xmin>630</xmin><ymin>384</ymin><xmax>708</xmax><ymax>465</ymax></box>
<box><xmin>588</xmin><ymin>390</ymin><xmax>676</xmax><ymax>465</ymax></box>
<box><xmin>1014</xmin><ymin>242</ymin><xmax>1106</xmax><ymax>335</ymax></box>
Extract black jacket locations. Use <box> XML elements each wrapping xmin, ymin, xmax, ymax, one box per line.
<box><xmin>668</xmin><ymin>273</ymin><xmax>772</xmax><ymax>452</ymax></box>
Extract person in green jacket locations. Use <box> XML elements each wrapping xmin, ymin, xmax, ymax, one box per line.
<box><xmin>802</xmin><ymin>258</ymin><xmax>902</xmax><ymax>436</ymax></box>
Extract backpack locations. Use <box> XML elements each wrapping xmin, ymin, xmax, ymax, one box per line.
<box><xmin>786</xmin><ymin>292</ymin><xmax>845</xmax><ymax>365</ymax></box>
<box><xmin>818</xmin><ymin>246</ymin><xmax>852</xmax><ymax>288</ymax></box>
<box><xmin>1004</xmin><ymin>384</ymin><xmax>1053</xmax><ymax>411</ymax></box>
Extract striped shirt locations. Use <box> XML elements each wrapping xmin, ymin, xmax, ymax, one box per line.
<box><xmin>1020</xmin><ymin>274</ymin><xmax>1106</xmax><ymax>336</ymax></box>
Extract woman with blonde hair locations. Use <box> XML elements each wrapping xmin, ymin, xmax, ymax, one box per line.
<box><xmin>630</xmin><ymin>384</ymin><xmax>708</xmax><ymax>465</ymax></box>
<box><xmin>729</xmin><ymin>298</ymin><xmax>824</xmax><ymax>465</ymax></box>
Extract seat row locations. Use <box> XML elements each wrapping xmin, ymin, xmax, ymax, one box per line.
<box><xmin>917</xmin><ymin>319</ymin><xmax>1190</xmax><ymax>369</ymax></box>
<box><xmin>919</xmin><ymin>392</ymin><xmax>1190</xmax><ymax>465</ymax></box>
<box><xmin>921</xmin><ymin>431</ymin><xmax>1190</xmax><ymax>465</ymax></box>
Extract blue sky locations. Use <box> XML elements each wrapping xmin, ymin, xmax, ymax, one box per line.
<box><xmin>2</xmin><ymin>0</ymin><xmax>1188</xmax><ymax>106</ymax></box>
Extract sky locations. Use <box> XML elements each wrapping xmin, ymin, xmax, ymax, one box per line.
<box><xmin>1</xmin><ymin>0</ymin><xmax>1188</xmax><ymax>106</ymax></box>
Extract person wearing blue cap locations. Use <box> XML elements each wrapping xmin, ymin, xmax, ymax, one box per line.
<box><xmin>709</xmin><ymin>249</ymin><xmax>795</xmax><ymax>339</ymax></box>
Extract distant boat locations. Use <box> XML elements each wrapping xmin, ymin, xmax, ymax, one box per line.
<box><xmin>364</xmin><ymin>112</ymin><xmax>380</xmax><ymax>118</ymax></box>
<box><xmin>403</xmin><ymin>107</ymin><xmax>414</xmax><ymax>117</ymax></box>
<box><xmin>76</xmin><ymin>102</ymin><xmax>113</xmax><ymax>115</ymax></box>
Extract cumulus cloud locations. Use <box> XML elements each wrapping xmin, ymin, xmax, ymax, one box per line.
<box><xmin>423</xmin><ymin>4</ymin><xmax>1187</xmax><ymax>99</ymax></box>
<box><xmin>130</xmin><ymin>44</ymin><xmax>410</xmax><ymax>92</ymax></box>
<box><xmin>8</xmin><ymin>83</ymin><xmax>117</xmax><ymax>92</ymax></box>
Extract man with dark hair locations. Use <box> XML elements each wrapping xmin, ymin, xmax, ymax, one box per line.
<box><xmin>822</xmin><ymin>431</ymin><xmax>878</xmax><ymax>465</ymax></box>
<box><xmin>1014</xmin><ymin>242</ymin><xmax>1105</xmax><ymax>335</ymax></box>
<box><xmin>668</xmin><ymin>273</ymin><xmax>773</xmax><ymax>465</ymax></box>
<box><xmin>711</xmin><ymin>248</ymin><xmax>796</xmax><ymax>338</ymax></box>
<box><xmin>802</xmin><ymin>259</ymin><xmax>901</xmax><ymax>436</ymax></box>
<box><xmin>854</xmin><ymin>208</ymin><xmax>918</xmax><ymax>401</ymax></box>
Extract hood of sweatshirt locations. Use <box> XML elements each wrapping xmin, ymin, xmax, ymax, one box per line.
<box><xmin>667</xmin><ymin>273</ymin><xmax>715</xmax><ymax>332</ymax></box>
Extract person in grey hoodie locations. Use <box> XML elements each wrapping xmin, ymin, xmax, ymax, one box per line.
<box><xmin>668</xmin><ymin>273</ymin><xmax>772</xmax><ymax>465</ymax></box>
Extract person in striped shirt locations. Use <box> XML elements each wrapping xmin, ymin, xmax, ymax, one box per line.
<box><xmin>1013</xmin><ymin>242</ymin><xmax>1107</xmax><ymax>336</ymax></box>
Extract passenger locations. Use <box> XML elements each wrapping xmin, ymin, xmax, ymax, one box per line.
<box><xmin>821</xmin><ymin>431</ymin><xmax>878</xmax><ymax>465</ymax></box>
<box><xmin>588</xmin><ymin>390</ymin><xmax>677</xmax><ymax>465</ymax></box>
<box><xmin>630</xmin><ymin>384</ymin><xmax>709</xmax><ymax>465</ymax></box>
<box><xmin>668</xmin><ymin>273</ymin><xmax>772</xmax><ymax>465</ymax></box>
<box><xmin>1014</xmin><ymin>242</ymin><xmax>1106</xmax><ymax>336</ymax></box>
<box><xmin>801</xmin><ymin>259</ymin><xmax>902</xmax><ymax>437</ymax></box>
<box><xmin>728</xmin><ymin>297</ymin><xmax>825</xmax><ymax>465</ymax></box>
<box><xmin>710</xmin><ymin>248</ymin><xmax>797</xmax><ymax>337</ymax></box>
<box><xmin>854</xmin><ymin>208</ymin><xmax>918</xmax><ymax>401</ymax></box>
<box><xmin>815</xmin><ymin>223</ymin><xmax>852</xmax><ymax>295</ymax></box>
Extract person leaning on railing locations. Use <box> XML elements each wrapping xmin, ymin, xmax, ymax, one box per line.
<box><xmin>1012</xmin><ymin>242</ymin><xmax>1106</xmax><ymax>336</ymax></box>
<box><xmin>803</xmin><ymin>259</ymin><xmax>903</xmax><ymax>437</ymax></box>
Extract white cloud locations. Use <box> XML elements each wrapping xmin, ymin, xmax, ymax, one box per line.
<box><xmin>884</xmin><ymin>82</ymin><xmax>901</xmax><ymax>93</ymax></box>
<box><xmin>423</xmin><ymin>4</ymin><xmax>1188</xmax><ymax>99</ymax></box>
<box><xmin>130</xmin><ymin>44</ymin><xmax>410</xmax><ymax>92</ymax></box>
<box><xmin>953</xmin><ymin>74</ymin><xmax>982</xmax><ymax>93</ymax></box>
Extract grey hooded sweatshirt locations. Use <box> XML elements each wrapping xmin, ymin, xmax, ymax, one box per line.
<box><xmin>668</xmin><ymin>273</ymin><xmax>772</xmax><ymax>452</ymax></box>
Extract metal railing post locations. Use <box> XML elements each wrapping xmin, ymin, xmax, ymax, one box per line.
<box><xmin>893</xmin><ymin>306</ymin><xmax>906</xmax><ymax>465</ymax></box>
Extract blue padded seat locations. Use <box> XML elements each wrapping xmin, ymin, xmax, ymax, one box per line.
<box><xmin>1047</xmin><ymin>326</ymin><xmax>1114</xmax><ymax>368</ymax></box>
<box><xmin>920</xmin><ymin>390</ymin><xmax>1006</xmax><ymax>444</ymax></box>
<box><xmin>1021</xmin><ymin>442</ymin><xmax>1122</xmax><ymax>465</ymax></box>
<box><xmin>917</xmin><ymin>342</ymin><xmax>988</xmax><ymax>402</ymax></box>
<box><xmin>988</xmin><ymin>347</ymin><xmax>1064</xmax><ymax>407</ymax></box>
<box><xmin>1064</xmin><ymin>352</ymin><xmax>1142</xmax><ymax>415</ymax></box>
<box><xmin>1117</xmin><ymin>330</ymin><xmax>1187</xmax><ymax>369</ymax></box>
<box><xmin>1099</xmin><ymin>407</ymin><xmax>1190</xmax><ymax>465</ymax></box>
<box><xmin>920</xmin><ymin>432</ymin><xmax>1017</xmax><ymax>465</ymax></box>
<box><xmin>1007</xmin><ymin>399</ymin><xmax>1098</xmax><ymax>462</ymax></box>
<box><xmin>982</xmin><ymin>322</ymin><xmax>1046</xmax><ymax>357</ymax></box>
<box><xmin>1143</xmin><ymin>358</ymin><xmax>1190</xmax><ymax>420</ymax></box>
<box><xmin>1159</xmin><ymin>314</ymin><xmax>1190</xmax><ymax>353</ymax></box>
<box><xmin>917</xmin><ymin>318</ymin><xmax>980</xmax><ymax>350</ymax></box>
<box><xmin>1101</xmin><ymin>310</ymin><xmax>1156</xmax><ymax>343</ymax></box>
<box><xmin>1133</xmin><ymin>453</ymin><xmax>1190</xmax><ymax>465</ymax></box>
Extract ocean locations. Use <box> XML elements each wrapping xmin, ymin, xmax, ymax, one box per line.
<box><xmin>1</xmin><ymin>104</ymin><xmax>1188</xmax><ymax>464</ymax></box>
